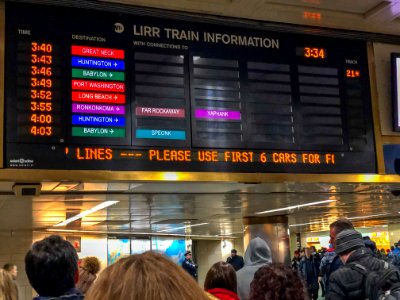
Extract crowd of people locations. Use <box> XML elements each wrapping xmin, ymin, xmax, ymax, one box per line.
<box><xmin>1</xmin><ymin>218</ymin><xmax>400</xmax><ymax>300</ymax></box>
<box><xmin>291</xmin><ymin>219</ymin><xmax>400</xmax><ymax>300</ymax></box>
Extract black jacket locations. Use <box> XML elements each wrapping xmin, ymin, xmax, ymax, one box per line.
<box><xmin>299</xmin><ymin>255</ymin><xmax>319</xmax><ymax>287</ymax></box>
<box><xmin>226</xmin><ymin>255</ymin><xmax>244</xmax><ymax>271</ymax></box>
<box><xmin>324</xmin><ymin>253</ymin><xmax>343</xmax><ymax>292</ymax></box>
<box><xmin>33</xmin><ymin>288</ymin><xmax>84</xmax><ymax>300</ymax></box>
<box><xmin>327</xmin><ymin>247</ymin><xmax>397</xmax><ymax>300</ymax></box>
<box><xmin>182</xmin><ymin>258</ymin><xmax>197</xmax><ymax>279</ymax></box>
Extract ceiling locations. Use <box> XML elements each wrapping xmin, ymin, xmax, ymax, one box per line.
<box><xmin>98</xmin><ymin>0</ymin><xmax>400</xmax><ymax>36</ymax></box>
<box><xmin>1</xmin><ymin>180</ymin><xmax>400</xmax><ymax>238</ymax></box>
<box><xmin>3</xmin><ymin>0</ymin><xmax>400</xmax><ymax>239</ymax></box>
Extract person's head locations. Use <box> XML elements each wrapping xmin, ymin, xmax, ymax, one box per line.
<box><xmin>85</xmin><ymin>251</ymin><xmax>210</xmax><ymax>300</ymax></box>
<box><xmin>304</xmin><ymin>247</ymin><xmax>311</xmax><ymax>258</ymax></box>
<box><xmin>293</xmin><ymin>250</ymin><xmax>300</xmax><ymax>258</ymax></box>
<box><xmin>81</xmin><ymin>256</ymin><xmax>101</xmax><ymax>275</ymax></box>
<box><xmin>310</xmin><ymin>246</ymin><xmax>316</xmax><ymax>253</ymax></box>
<box><xmin>204</xmin><ymin>262</ymin><xmax>237</xmax><ymax>293</ymax></box>
<box><xmin>184</xmin><ymin>251</ymin><xmax>192</xmax><ymax>260</ymax></box>
<box><xmin>231</xmin><ymin>249</ymin><xmax>237</xmax><ymax>257</ymax></box>
<box><xmin>249</xmin><ymin>263</ymin><xmax>307</xmax><ymax>300</ymax></box>
<box><xmin>329</xmin><ymin>218</ymin><xmax>354</xmax><ymax>248</ymax></box>
<box><xmin>0</xmin><ymin>269</ymin><xmax>18</xmax><ymax>300</ymax></box>
<box><xmin>364</xmin><ymin>238</ymin><xmax>377</xmax><ymax>252</ymax></box>
<box><xmin>77</xmin><ymin>256</ymin><xmax>101</xmax><ymax>294</ymax></box>
<box><xmin>25</xmin><ymin>235</ymin><xmax>79</xmax><ymax>297</ymax></box>
<box><xmin>2</xmin><ymin>264</ymin><xmax>17</xmax><ymax>280</ymax></box>
<box><xmin>335</xmin><ymin>229</ymin><xmax>365</xmax><ymax>264</ymax></box>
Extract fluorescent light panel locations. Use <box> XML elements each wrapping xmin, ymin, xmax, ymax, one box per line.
<box><xmin>290</xmin><ymin>213</ymin><xmax>389</xmax><ymax>227</ymax></box>
<box><xmin>157</xmin><ymin>222</ymin><xmax>209</xmax><ymax>233</ymax></box>
<box><xmin>44</xmin><ymin>228</ymin><xmax>232</xmax><ymax>239</ymax></box>
<box><xmin>289</xmin><ymin>220</ymin><xmax>324</xmax><ymax>227</ymax></box>
<box><xmin>54</xmin><ymin>201</ymin><xmax>119</xmax><ymax>227</ymax></box>
<box><xmin>255</xmin><ymin>199</ymin><xmax>336</xmax><ymax>215</ymax></box>
<box><xmin>348</xmin><ymin>213</ymin><xmax>388</xmax><ymax>220</ymax></box>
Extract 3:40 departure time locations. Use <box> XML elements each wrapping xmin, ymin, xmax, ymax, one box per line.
<box><xmin>31</xmin><ymin>42</ymin><xmax>52</xmax><ymax>53</ymax></box>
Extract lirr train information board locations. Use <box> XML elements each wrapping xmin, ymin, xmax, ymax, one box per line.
<box><xmin>4</xmin><ymin>1</ymin><xmax>376</xmax><ymax>173</ymax></box>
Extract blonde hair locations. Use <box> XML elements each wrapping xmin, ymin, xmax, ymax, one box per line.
<box><xmin>85</xmin><ymin>251</ymin><xmax>210</xmax><ymax>300</ymax></box>
<box><xmin>0</xmin><ymin>269</ymin><xmax>17</xmax><ymax>300</ymax></box>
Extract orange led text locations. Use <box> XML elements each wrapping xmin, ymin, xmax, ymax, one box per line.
<box><xmin>148</xmin><ymin>149</ymin><xmax>192</xmax><ymax>162</ymax></box>
<box><xmin>198</xmin><ymin>150</ymin><xmax>219</xmax><ymax>162</ymax></box>
<box><xmin>302</xmin><ymin>153</ymin><xmax>321</xmax><ymax>164</ymax></box>
<box><xmin>224</xmin><ymin>151</ymin><xmax>254</xmax><ymax>163</ymax></box>
<box><xmin>76</xmin><ymin>147</ymin><xmax>113</xmax><ymax>160</ymax></box>
<box><xmin>272</xmin><ymin>152</ymin><xmax>297</xmax><ymax>163</ymax></box>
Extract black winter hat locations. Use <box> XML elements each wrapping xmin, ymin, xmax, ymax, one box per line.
<box><xmin>335</xmin><ymin>229</ymin><xmax>364</xmax><ymax>255</ymax></box>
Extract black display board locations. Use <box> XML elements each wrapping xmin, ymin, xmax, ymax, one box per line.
<box><xmin>392</xmin><ymin>53</ymin><xmax>400</xmax><ymax>132</ymax></box>
<box><xmin>4</xmin><ymin>1</ymin><xmax>376</xmax><ymax>173</ymax></box>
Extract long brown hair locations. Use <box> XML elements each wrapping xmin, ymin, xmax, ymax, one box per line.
<box><xmin>204</xmin><ymin>262</ymin><xmax>237</xmax><ymax>293</ymax></box>
<box><xmin>85</xmin><ymin>251</ymin><xmax>210</xmax><ymax>300</ymax></box>
<box><xmin>249</xmin><ymin>263</ymin><xmax>308</xmax><ymax>300</ymax></box>
<box><xmin>0</xmin><ymin>269</ymin><xmax>17</xmax><ymax>300</ymax></box>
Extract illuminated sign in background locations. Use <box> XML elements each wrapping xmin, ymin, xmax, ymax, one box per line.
<box><xmin>4</xmin><ymin>2</ymin><xmax>376</xmax><ymax>173</ymax></box>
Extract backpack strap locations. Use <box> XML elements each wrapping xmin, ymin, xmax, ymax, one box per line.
<box><xmin>347</xmin><ymin>262</ymin><xmax>368</xmax><ymax>275</ymax></box>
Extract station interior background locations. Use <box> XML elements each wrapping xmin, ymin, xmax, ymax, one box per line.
<box><xmin>3</xmin><ymin>0</ymin><xmax>400</xmax><ymax>299</ymax></box>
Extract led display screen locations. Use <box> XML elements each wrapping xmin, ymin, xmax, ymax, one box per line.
<box><xmin>4</xmin><ymin>2</ymin><xmax>376</xmax><ymax>173</ymax></box>
<box><xmin>392</xmin><ymin>53</ymin><xmax>400</xmax><ymax>132</ymax></box>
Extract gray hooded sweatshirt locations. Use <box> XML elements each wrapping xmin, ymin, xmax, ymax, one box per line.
<box><xmin>236</xmin><ymin>237</ymin><xmax>272</xmax><ymax>300</ymax></box>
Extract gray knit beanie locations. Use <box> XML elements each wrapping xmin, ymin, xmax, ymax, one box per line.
<box><xmin>335</xmin><ymin>229</ymin><xmax>365</xmax><ymax>255</ymax></box>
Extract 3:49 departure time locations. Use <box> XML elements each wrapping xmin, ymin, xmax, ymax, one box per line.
<box><xmin>31</xmin><ymin>78</ymin><xmax>52</xmax><ymax>88</ymax></box>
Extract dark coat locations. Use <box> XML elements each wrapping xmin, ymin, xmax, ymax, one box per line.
<box><xmin>226</xmin><ymin>255</ymin><xmax>244</xmax><ymax>271</ymax></box>
<box><xmin>299</xmin><ymin>255</ymin><xmax>319</xmax><ymax>288</ymax></box>
<box><xmin>327</xmin><ymin>247</ymin><xmax>397</xmax><ymax>300</ymax></box>
<box><xmin>291</xmin><ymin>256</ymin><xmax>301</xmax><ymax>271</ymax></box>
<box><xmin>33</xmin><ymin>288</ymin><xmax>84</xmax><ymax>300</ymax></box>
<box><xmin>321</xmin><ymin>251</ymin><xmax>343</xmax><ymax>292</ymax></box>
<box><xmin>182</xmin><ymin>258</ymin><xmax>197</xmax><ymax>279</ymax></box>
